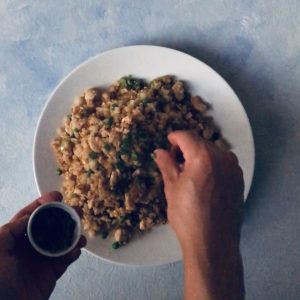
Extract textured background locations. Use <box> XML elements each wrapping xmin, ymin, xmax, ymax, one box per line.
<box><xmin>0</xmin><ymin>1</ymin><xmax>300</xmax><ymax>299</ymax></box>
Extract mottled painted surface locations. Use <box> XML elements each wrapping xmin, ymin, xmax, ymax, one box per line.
<box><xmin>0</xmin><ymin>1</ymin><xmax>300</xmax><ymax>299</ymax></box>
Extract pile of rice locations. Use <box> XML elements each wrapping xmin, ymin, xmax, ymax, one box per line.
<box><xmin>52</xmin><ymin>75</ymin><xmax>226</xmax><ymax>249</ymax></box>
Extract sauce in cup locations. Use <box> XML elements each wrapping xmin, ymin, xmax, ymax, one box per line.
<box><xmin>27</xmin><ymin>202</ymin><xmax>81</xmax><ymax>257</ymax></box>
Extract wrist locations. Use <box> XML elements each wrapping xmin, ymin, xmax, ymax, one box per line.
<box><xmin>181</xmin><ymin>240</ymin><xmax>217</xmax><ymax>300</ymax></box>
<box><xmin>180</xmin><ymin>237</ymin><xmax>244</xmax><ymax>300</ymax></box>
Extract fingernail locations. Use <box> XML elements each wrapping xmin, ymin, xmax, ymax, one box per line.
<box><xmin>151</xmin><ymin>152</ymin><xmax>157</xmax><ymax>160</ymax></box>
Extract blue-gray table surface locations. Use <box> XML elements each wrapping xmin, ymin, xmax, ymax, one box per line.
<box><xmin>0</xmin><ymin>1</ymin><xmax>299</xmax><ymax>299</ymax></box>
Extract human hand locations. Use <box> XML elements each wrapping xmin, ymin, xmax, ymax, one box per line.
<box><xmin>155</xmin><ymin>131</ymin><xmax>244</xmax><ymax>300</ymax></box>
<box><xmin>0</xmin><ymin>191</ymin><xmax>86</xmax><ymax>300</ymax></box>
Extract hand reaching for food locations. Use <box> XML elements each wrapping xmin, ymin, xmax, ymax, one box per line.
<box><xmin>155</xmin><ymin>131</ymin><xmax>245</xmax><ymax>300</ymax></box>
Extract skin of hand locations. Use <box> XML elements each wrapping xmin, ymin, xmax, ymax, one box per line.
<box><xmin>154</xmin><ymin>131</ymin><xmax>245</xmax><ymax>300</ymax></box>
<box><xmin>0</xmin><ymin>191</ymin><xmax>86</xmax><ymax>300</ymax></box>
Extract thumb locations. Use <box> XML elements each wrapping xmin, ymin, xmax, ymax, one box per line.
<box><xmin>154</xmin><ymin>149</ymin><xmax>179</xmax><ymax>184</ymax></box>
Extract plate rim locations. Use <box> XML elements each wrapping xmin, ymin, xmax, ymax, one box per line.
<box><xmin>33</xmin><ymin>44</ymin><xmax>255</xmax><ymax>266</ymax></box>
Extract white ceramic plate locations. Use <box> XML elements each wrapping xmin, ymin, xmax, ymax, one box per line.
<box><xmin>33</xmin><ymin>45</ymin><xmax>255</xmax><ymax>266</ymax></box>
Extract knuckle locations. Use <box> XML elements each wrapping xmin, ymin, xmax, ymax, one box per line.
<box><xmin>195</xmin><ymin>145</ymin><xmax>212</xmax><ymax>165</ymax></box>
<box><xmin>228</xmin><ymin>151</ymin><xmax>239</xmax><ymax>165</ymax></box>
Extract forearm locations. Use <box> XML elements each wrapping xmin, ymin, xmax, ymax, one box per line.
<box><xmin>183</xmin><ymin>251</ymin><xmax>216</xmax><ymax>300</ymax></box>
<box><xmin>182</xmin><ymin>240</ymin><xmax>217</xmax><ymax>300</ymax></box>
<box><xmin>155</xmin><ymin>131</ymin><xmax>245</xmax><ymax>299</ymax></box>
<box><xmin>182</xmin><ymin>241</ymin><xmax>245</xmax><ymax>300</ymax></box>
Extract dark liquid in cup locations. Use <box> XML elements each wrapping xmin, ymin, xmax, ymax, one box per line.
<box><xmin>31</xmin><ymin>207</ymin><xmax>76</xmax><ymax>253</ymax></box>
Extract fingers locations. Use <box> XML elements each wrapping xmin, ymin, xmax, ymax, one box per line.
<box><xmin>11</xmin><ymin>191</ymin><xmax>62</xmax><ymax>222</ymax></box>
<box><xmin>168</xmin><ymin>131</ymin><xmax>204</xmax><ymax>162</ymax></box>
<box><xmin>154</xmin><ymin>149</ymin><xmax>179</xmax><ymax>184</ymax></box>
<box><xmin>0</xmin><ymin>215</ymin><xmax>29</xmax><ymax>250</ymax></box>
<box><xmin>77</xmin><ymin>235</ymin><xmax>87</xmax><ymax>248</ymax></box>
<box><xmin>60</xmin><ymin>247</ymin><xmax>82</xmax><ymax>267</ymax></box>
<box><xmin>72</xmin><ymin>206</ymin><xmax>83</xmax><ymax>218</ymax></box>
<box><xmin>51</xmin><ymin>249</ymin><xmax>81</xmax><ymax>280</ymax></box>
<box><xmin>58</xmin><ymin>235</ymin><xmax>86</xmax><ymax>265</ymax></box>
<box><xmin>52</xmin><ymin>235</ymin><xmax>86</xmax><ymax>279</ymax></box>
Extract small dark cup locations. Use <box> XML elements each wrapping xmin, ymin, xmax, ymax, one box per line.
<box><xmin>27</xmin><ymin>202</ymin><xmax>81</xmax><ymax>257</ymax></box>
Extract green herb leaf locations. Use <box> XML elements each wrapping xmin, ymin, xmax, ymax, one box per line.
<box><xmin>141</xmin><ymin>98</ymin><xmax>148</xmax><ymax>107</ymax></box>
<box><xmin>112</xmin><ymin>176</ymin><xmax>131</xmax><ymax>195</ymax></box>
<box><xmin>128</xmin><ymin>213</ymin><xmax>139</xmax><ymax>227</ymax></box>
<box><xmin>133</xmin><ymin>127</ymin><xmax>148</xmax><ymax>140</ymax></box>
<box><xmin>119</xmin><ymin>216</ymin><xmax>127</xmax><ymax>223</ymax></box>
<box><xmin>71</xmin><ymin>128</ymin><xmax>80</xmax><ymax>138</ymax></box>
<box><xmin>56</xmin><ymin>168</ymin><xmax>63</xmax><ymax>176</ymax></box>
<box><xmin>119</xmin><ymin>136</ymin><xmax>132</xmax><ymax>155</ymax></box>
<box><xmin>104</xmin><ymin>143</ymin><xmax>112</xmax><ymax>152</ymax></box>
<box><xmin>156</xmin><ymin>98</ymin><xmax>165</xmax><ymax>110</ymax></box>
<box><xmin>119</xmin><ymin>76</ymin><xmax>144</xmax><ymax>90</ymax></box>
<box><xmin>101</xmin><ymin>230</ymin><xmax>108</xmax><ymax>239</ymax></box>
<box><xmin>97</xmin><ymin>164</ymin><xmax>105</xmax><ymax>173</ymax></box>
<box><xmin>131</xmin><ymin>152</ymin><xmax>138</xmax><ymax>161</ymax></box>
<box><xmin>157</xmin><ymin>135</ymin><xmax>169</xmax><ymax>149</ymax></box>
<box><xmin>88</xmin><ymin>151</ymin><xmax>99</xmax><ymax>159</ymax></box>
<box><xmin>105</xmin><ymin>116</ymin><xmax>113</xmax><ymax>128</ymax></box>
<box><xmin>86</xmin><ymin>169</ymin><xmax>94</xmax><ymax>177</ymax></box>
<box><xmin>112</xmin><ymin>241</ymin><xmax>120</xmax><ymax>249</ymax></box>
<box><xmin>115</xmin><ymin>160</ymin><xmax>125</xmax><ymax>172</ymax></box>
<box><xmin>111</xmin><ymin>103</ymin><xmax>118</xmax><ymax>110</ymax></box>
<box><xmin>81</xmin><ymin>108</ymin><xmax>92</xmax><ymax>118</ymax></box>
